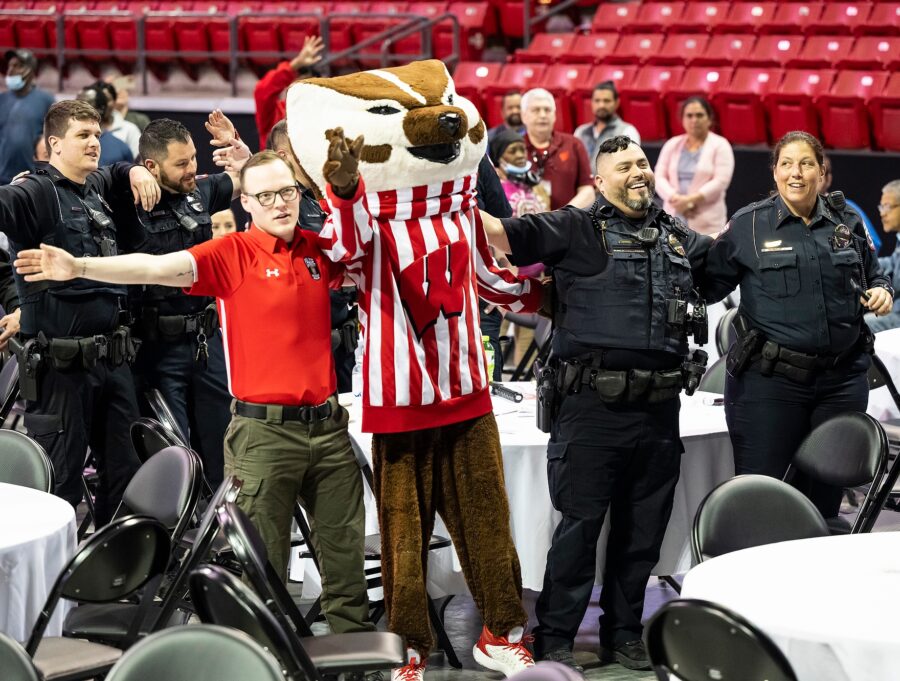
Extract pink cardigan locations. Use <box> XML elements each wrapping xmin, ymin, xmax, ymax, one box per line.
<box><xmin>654</xmin><ymin>131</ymin><xmax>735</xmax><ymax>236</ymax></box>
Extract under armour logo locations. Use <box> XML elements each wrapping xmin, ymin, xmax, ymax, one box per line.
<box><xmin>266</xmin><ymin>268</ymin><xmax>280</xmax><ymax>278</ymax></box>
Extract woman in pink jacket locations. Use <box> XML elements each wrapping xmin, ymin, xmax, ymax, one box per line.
<box><xmin>655</xmin><ymin>96</ymin><xmax>735</xmax><ymax>235</ymax></box>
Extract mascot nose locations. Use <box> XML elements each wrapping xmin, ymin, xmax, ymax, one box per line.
<box><xmin>438</xmin><ymin>112</ymin><xmax>461</xmax><ymax>137</ymax></box>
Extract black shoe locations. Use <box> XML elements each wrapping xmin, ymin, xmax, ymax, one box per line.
<box><xmin>599</xmin><ymin>640</ymin><xmax>651</xmax><ymax>671</ymax></box>
<box><xmin>539</xmin><ymin>646</ymin><xmax>585</xmax><ymax>675</ymax></box>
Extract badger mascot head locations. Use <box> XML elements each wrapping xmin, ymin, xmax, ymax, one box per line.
<box><xmin>285</xmin><ymin>59</ymin><xmax>487</xmax><ymax>195</ymax></box>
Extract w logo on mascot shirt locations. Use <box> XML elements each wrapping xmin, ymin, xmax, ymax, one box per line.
<box><xmin>399</xmin><ymin>241</ymin><xmax>470</xmax><ymax>340</ymax></box>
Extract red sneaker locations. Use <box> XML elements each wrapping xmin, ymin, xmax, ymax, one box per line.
<box><xmin>473</xmin><ymin>626</ymin><xmax>535</xmax><ymax>677</ymax></box>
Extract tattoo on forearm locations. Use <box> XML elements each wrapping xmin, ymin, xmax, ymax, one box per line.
<box><xmin>175</xmin><ymin>270</ymin><xmax>192</xmax><ymax>280</ymax></box>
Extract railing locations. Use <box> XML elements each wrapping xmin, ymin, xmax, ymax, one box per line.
<box><xmin>0</xmin><ymin>9</ymin><xmax>460</xmax><ymax>96</ymax></box>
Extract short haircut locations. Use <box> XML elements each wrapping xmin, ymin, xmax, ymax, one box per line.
<box><xmin>596</xmin><ymin>135</ymin><xmax>637</xmax><ymax>158</ymax></box>
<box><xmin>43</xmin><ymin>100</ymin><xmax>100</xmax><ymax>153</ymax></box>
<box><xmin>593</xmin><ymin>80</ymin><xmax>619</xmax><ymax>100</ymax></box>
<box><xmin>771</xmin><ymin>130</ymin><xmax>824</xmax><ymax>170</ymax></box>
<box><xmin>266</xmin><ymin>119</ymin><xmax>290</xmax><ymax>152</ymax></box>
<box><xmin>501</xmin><ymin>90</ymin><xmax>521</xmax><ymax>103</ymax></box>
<box><xmin>139</xmin><ymin>118</ymin><xmax>192</xmax><ymax>163</ymax></box>
<box><xmin>239</xmin><ymin>149</ymin><xmax>293</xmax><ymax>189</ymax></box>
<box><xmin>521</xmin><ymin>88</ymin><xmax>556</xmax><ymax>114</ymax></box>
<box><xmin>883</xmin><ymin>179</ymin><xmax>900</xmax><ymax>199</ymax></box>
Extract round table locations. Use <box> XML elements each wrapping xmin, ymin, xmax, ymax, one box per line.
<box><xmin>681</xmin><ymin>532</ymin><xmax>900</xmax><ymax>681</ymax></box>
<box><xmin>0</xmin><ymin>482</ymin><xmax>77</xmax><ymax>642</ymax></box>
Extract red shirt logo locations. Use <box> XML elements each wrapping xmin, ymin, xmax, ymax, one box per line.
<box><xmin>398</xmin><ymin>241</ymin><xmax>470</xmax><ymax>339</ymax></box>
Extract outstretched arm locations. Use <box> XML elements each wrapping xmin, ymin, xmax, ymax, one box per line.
<box><xmin>479</xmin><ymin>209</ymin><xmax>512</xmax><ymax>254</ymax></box>
<box><xmin>15</xmin><ymin>244</ymin><xmax>195</xmax><ymax>288</ymax></box>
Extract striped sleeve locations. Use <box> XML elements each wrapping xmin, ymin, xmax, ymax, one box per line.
<box><xmin>318</xmin><ymin>179</ymin><xmax>376</xmax><ymax>265</ymax></box>
<box><xmin>471</xmin><ymin>208</ymin><xmax>543</xmax><ymax>313</ymax></box>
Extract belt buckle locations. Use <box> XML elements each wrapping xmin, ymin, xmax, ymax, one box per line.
<box><xmin>94</xmin><ymin>334</ymin><xmax>108</xmax><ymax>359</ymax></box>
<box><xmin>299</xmin><ymin>406</ymin><xmax>313</xmax><ymax>423</ymax></box>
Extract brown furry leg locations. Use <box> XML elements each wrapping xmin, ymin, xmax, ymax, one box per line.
<box><xmin>373</xmin><ymin>429</ymin><xmax>438</xmax><ymax>657</ymax></box>
<box><xmin>435</xmin><ymin>413</ymin><xmax>527</xmax><ymax>636</ymax></box>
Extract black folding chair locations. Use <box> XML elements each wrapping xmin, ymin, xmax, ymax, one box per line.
<box><xmin>0</xmin><ymin>355</ymin><xmax>22</xmax><ymax>428</ymax></box>
<box><xmin>645</xmin><ymin>599</ymin><xmax>798</xmax><ymax>681</ymax></box>
<box><xmin>0</xmin><ymin>633</ymin><xmax>40</xmax><ymax>681</ymax></box>
<box><xmin>504</xmin><ymin>313</ymin><xmax>552</xmax><ymax>382</ymax></box>
<box><xmin>866</xmin><ymin>353</ymin><xmax>900</xmax><ymax>513</ymax></box>
<box><xmin>216</xmin><ymin>501</ymin><xmax>406</xmax><ymax>679</ymax></box>
<box><xmin>784</xmin><ymin>411</ymin><xmax>889</xmax><ymax>534</ymax></box>
<box><xmin>714</xmin><ymin>307</ymin><xmax>739</xmax><ymax>357</ymax></box>
<box><xmin>697</xmin><ymin>355</ymin><xmax>727</xmax><ymax>394</ymax></box>
<box><xmin>692</xmin><ymin>475</ymin><xmax>830</xmax><ymax>564</ymax></box>
<box><xmin>25</xmin><ymin>516</ymin><xmax>171</xmax><ymax>681</ymax></box>
<box><xmin>130</xmin><ymin>417</ymin><xmax>181</xmax><ymax>464</ymax></box>
<box><xmin>104</xmin><ymin>625</ymin><xmax>284</xmax><ymax>681</ymax></box>
<box><xmin>0</xmin><ymin>430</ymin><xmax>54</xmax><ymax>492</ymax></box>
<box><xmin>144</xmin><ymin>388</ymin><xmax>190</xmax><ymax>447</ymax></box>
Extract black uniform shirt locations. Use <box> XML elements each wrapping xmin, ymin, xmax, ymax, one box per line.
<box><xmin>705</xmin><ymin>193</ymin><xmax>890</xmax><ymax>355</ymax></box>
<box><xmin>502</xmin><ymin>197</ymin><xmax>712</xmax><ymax>367</ymax></box>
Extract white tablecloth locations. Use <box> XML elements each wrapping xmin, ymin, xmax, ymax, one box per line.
<box><xmin>0</xmin><ymin>482</ymin><xmax>76</xmax><ymax>641</ymax></box>
<box><xmin>681</xmin><ymin>532</ymin><xmax>900</xmax><ymax>681</ymax></box>
<box><xmin>869</xmin><ymin>327</ymin><xmax>900</xmax><ymax>421</ymax></box>
<box><xmin>310</xmin><ymin>384</ymin><xmax>733</xmax><ymax>596</ymax></box>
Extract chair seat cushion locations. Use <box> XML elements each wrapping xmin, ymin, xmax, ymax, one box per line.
<box><xmin>34</xmin><ymin>637</ymin><xmax>121</xmax><ymax>681</ymax></box>
<box><xmin>305</xmin><ymin>631</ymin><xmax>405</xmax><ymax>672</ymax></box>
<box><xmin>180</xmin><ymin>526</ymin><xmax>231</xmax><ymax>555</ymax></box>
<box><xmin>63</xmin><ymin>604</ymin><xmax>187</xmax><ymax>647</ymax></box>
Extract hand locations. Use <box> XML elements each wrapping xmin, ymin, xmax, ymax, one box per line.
<box><xmin>323</xmin><ymin>127</ymin><xmax>364</xmax><ymax>199</ymax></box>
<box><xmin>212</xmin><ymin>138</ymin><xmax>252</xmax><ymax>172</ymax></box>
<box><xmin>14</xmin><ymin>244</ymin><xmax>79</xmax><ymax>282</ymax></box>
<box><xmin>290</xmin><ymin>35</ymin><xmax>324</xmax><ymax>72</ymax></box>
<box><xmin>129</xmin><ymin>166</ymin><xmax>161</xmax><ymax>211</ymax></box>
<box><xmin>11</xmin><ymin>169</ymin><xmax>30</xmax><ymax>182</ymax></box>
<box><xmin>668</xmin><ymin>193</ymin><xmax>688</xmax><ymax>212</ymax></box>
<box><xmin>864</xmin><ymin>287</ymin><xmax>894</xmax><ymax>316</ymax></box>
<box><xmin>205</xmin><ymin>109</ymin><xmax>237</xmax><ymax>148</ymax></box>
<box><xmin>0</xmin><ymin>308</ymin><xmax>21</xmax><ymax>352</ymax></box>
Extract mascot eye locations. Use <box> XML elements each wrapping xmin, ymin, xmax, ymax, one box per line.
<box><xmin>368</xmin><ymin>105</ymin><xmax>401</xmax><ymax>115</ymax></box>
<box><xmin>448</xmin><ymin>94</ymin><xmax>454</xmax><ymax>105</ymax></box>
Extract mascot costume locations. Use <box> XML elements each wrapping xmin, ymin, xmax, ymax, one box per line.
<box><xmin>286</xmin><ymin>60</ymin><xmax>542</xmax><ymax>680</ymax></box>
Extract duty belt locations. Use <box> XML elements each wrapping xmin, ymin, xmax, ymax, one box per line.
<box><xmin>140</xmin><ymin>304</ymin><xmax>218</xmax><ymax>341</ymax></box>
<box><xmin>234</xmin><ymin>398</ymin><xmax>334</xmax><ymax>423</ymax></box>
<box><xmin>557</xmin><ymin>356</ymin><xmax>683</xmax><ymax>404</ymax></box>
<box><xmin>37</xmin><ymin>326</ymin><xmax>140</xmax><ymax>372</ymax></box>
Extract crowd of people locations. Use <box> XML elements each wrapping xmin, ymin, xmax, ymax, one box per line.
<box><xmin>2</xmin><ymin>41</ymin><xmax>900</xmax><ymax>681</ymax></box>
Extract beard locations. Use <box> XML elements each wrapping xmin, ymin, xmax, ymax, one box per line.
<box><xmin>594</xmin><ymin>109</ymin><xmax>613</xmax><ymax>124</ymax></box>
<box><xmin>615</xmin><ymin>177</ymin><xmax>655</xmax><ymax>212</ymax></box>
<box><xmin>159</xmin><ymin>168</ymin><xmax>196</xmax><ymax>194</ymax></box>
<box><xmin>506</xmin><ymin>113</ymin><xmax>522</xmax><ymax>127</ymax></box>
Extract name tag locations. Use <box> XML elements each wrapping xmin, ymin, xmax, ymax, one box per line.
<box><xmin>761</xmin><ymin>246</ymin><xmax>793</xmax><ymax>253</ymax></box>
<box><xmin>763</xmin><ymin>240</ymin><xmax>782</xmax><ymax>248</ymax></box>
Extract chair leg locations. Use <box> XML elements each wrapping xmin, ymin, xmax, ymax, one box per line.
<box><xmin>427</xmin><ymin>595</ymin><xmax>461</xmax><ymax>669</ymax></box>
<box><xmin>658</xmin><ymin>575</ymin><xmax>682</xmax><ymax>594</ymax></box>
<box><xmin>77</xmin><ymin>474</ymin><xmax>96</xmax><ymax>539</ymax></box>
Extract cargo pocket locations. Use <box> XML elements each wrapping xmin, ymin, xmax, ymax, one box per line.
<box><xmin>547</xmin><ymin>442</ymin><xmax>572</xmax><ymax>514</ymax></box>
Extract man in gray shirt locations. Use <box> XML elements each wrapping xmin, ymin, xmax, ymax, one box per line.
<box><xmin>573</xmin><ymin>81</ymin><xmax>640</xmax><ymax>165</ymax></box>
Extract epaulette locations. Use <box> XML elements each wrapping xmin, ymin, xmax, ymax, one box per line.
<box><xmin>729</xmin><ymin>195</ymin><xmax>774</xmax><ymax>222</ymax></box>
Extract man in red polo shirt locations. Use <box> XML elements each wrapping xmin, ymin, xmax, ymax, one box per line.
<box><xmin>14</xmin><ymin>151</ymin><xmax>374</xmax><ymax>639</ymax></box>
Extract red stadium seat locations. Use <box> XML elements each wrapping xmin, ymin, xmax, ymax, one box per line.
<box><xmin>558</xmin><ymin>33</ymin><xmax>620</xmax><ymax>65</ymax></box>
<box><xmin>810</xmin><ymin>2</ymin><xmax>872</xmax><ymax>36</ymax></box>
<box><xmin>484</xmin><ymin>63</ymin><xmax>546</xmax><ymax>128</ymax></box>
<box><xmin>858</xmin><ymin>2</ymin><xmax>900</xmax><ymax>36</ymax></box>
<box><xmin>868</xmin><ymin>71</ymin><xmax>900</xmax><ymax>151</ymax></box>
<box><xmin>763</xmin><ymin>68</ymin><xmax>835</xmax><ymax>140</ymax></box>
<box><xmin>650</xmin><ymin>33</ymin><xmax>709</xmax><ymax>66</ymax></box>
<box><xmin>838</xmin><ymin>36</ymin><xmax>900</xmax><ymax>71</ymax></box>
<box><xmin>606</xmin><ymin>33</ymin><xmax>665</xmax><ymax>66</ymax></box>
<box><xmin>590</xmin><ymin>0</ymin><xmax>640</xmax><ymax>33</ymax></box>
<box><xmin>238</xmin><ymin>16</ymin><xmax>280</xmax><ymax>71</ymax></box>
<box><xmin>815</xmin><ymin>70</ymin><xmax>889</xmax><ymax>149</ymax></box>
<box><xmin>760</xmin><ymin>2</ymin><xmax>823</xmax><ymax>35</ymax></box>
<box><xmin>712</xmin><ymin>66</ymin><xmax>782</xmax><ymax>144</ymax></box>
<box><xmin>693</xmin><ymin>34</ymin><xmax>756</xmax><ymax>66</ymax></box>
<box><xmin>618</xmin><ymin>65</ymin><xmax>685</xmax><ymax>141</ymax></box>
<box><xmin>664</xmin><ymin>65</ymin><xmax>732</xmax><ymax>134</ymax></box>
<box><xmin>571</xmin><ymin>64</ymin><xmax>637</xmax><ymax>126</ymax></box>
<box><xmin>495</xmin><ymin>0</ymin><xmax>524</xmax><ymax>39</ymax></box>
<box><xmin>453</xmin><ymin>61</ymin><xmax>502</xmax><ymax>113</ymax></box>
<box><xmin>538</xmin><ymin>63</ymin><xmax>593</xmax><ymax>133</ymax></box>
<box><xmin>629</xmin><ymin>2</ymin><xmax>685</xmax><ymax>34</ymax></box>
<box><xmin>436</xmin><ymin>1</ymin><xmax>492</xmax><ymax>62</ymax></box>
<box><xmin>715</xmin><ymin>2</ymin><xmax>778</xmax><ymax>34</ymax></box>
<box><xmin>670</xmin><ymin>2</ymin><xmax>729</xmax><ymax>33</ymax></box>
<box><xmin>512</xmin><ymin>33</ymin><xmax>576</xmax><ymax>64</ymax></box>
<box><xmin>327</xmin><ymin>1</ymin><xmax>368</xmax><ymax>66</ymax></box>
<box><xmin>739</xmin><ymin>34</ymin><xmax>803</xmax><ymax>66</ymax></box>
<box><xmin>353</xmin><ymin>1</ymin><xmax>412</xmax><ymax>68</ymax></box>
<box><xmin>790</xmin><ymin>35</ymin><xmax>854</xmax><ymax>69</ymax></box>
<box><xmin>13</xmin><ymin>14</ymin><xmax>53</xmax><ymax>56</ymax></box>
<box><xmin>397</xmin><ymin>1</ymin><xmax>448</xmax><ymax>60</ymax></box>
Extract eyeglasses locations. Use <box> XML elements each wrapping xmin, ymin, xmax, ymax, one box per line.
<box><xmin>878</xmin><ymin>203</ymin><xmax>899</xmax><ymax>213</ymax></box>
<box><xmin>243</xmin><ymin>184</ymin><xmax>300</xmax><ymax>207</ymax></box>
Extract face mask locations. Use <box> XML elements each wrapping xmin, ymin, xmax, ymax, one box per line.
<box><xmin>5</xmin><ymin>74</ymin><xmax>25</xmax><ymax>91</ymax></box>
<box><xmin>501</xmin><ymin>160</ymin><xmax>540</xmax><ymax>187</ymax></box>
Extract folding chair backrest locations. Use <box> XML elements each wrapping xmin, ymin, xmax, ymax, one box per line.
<box><xmin>104</xmin><ymin>625</ymin><xmax>284</xmax><ymax>681</ymax></box>
<box><xmin>645</xmin><ymin>599</ymin><xmax>798</xmax><ymax>681</ymax></box>
<box><xmin>869</xmin><ymin>353</ymin><xmax>900</xmax><ymax>412</ymax></box>
<box><xmin>189</xmin><ymin>565</ymin><xmax>308</xmax><ymax>680</ymax></box>
<box><xmin>26</xmin><ymin>515</ymin><xmax>171</xmax><ymax>655</ymax></box>
<box><xmin>145</xmin><ymin>388</ymin><xmax>190</xmax><ymax>446</ymax></box>
<box><xmin>0</xmin><ymin>633</ymin><xmax>40</xmax><ymax>681</ymax></box>
<box><xmin>692</xmin><ymin>475</ymin><xmax>829</xmax><ymax>564</ymax></box>
<box><xmin>130</xmin><ymin>417</ymin><xmax>181</xmax><ymax>463</ymax></box>
<box><xmin>117</xmin><ymin>445</ymin><xmax>203</xmax><ymax>542</ymax></box>
<box><xmin>698</xmin><ymin>355</ymin><xmax>727</xmax><ymax>395</ymax></box>
<box><xmin>0</xmin><ymin>430</ymin><xmax>54</xmax><ymax>492</ymax></box>
<box><xmin>0</xmin><ymin>357</ymin><xmax>20</xmax><ymax>423</ymax></box>
<box><xmin>715</xmin><ymin>307</ymin><xmax>739</xmax><ymax>356</ymax></box>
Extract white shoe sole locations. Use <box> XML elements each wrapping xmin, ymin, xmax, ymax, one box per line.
<box><xmin>472</xmin><ymin>645</ymin><xmax>532</xmax><ymax>678</ymax></box>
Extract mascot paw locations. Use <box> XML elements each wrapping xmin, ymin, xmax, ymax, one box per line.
<box><xmin>324</xmin><ymin>127</ymin><xmax>365</xmax><ymax>199</ymax></box>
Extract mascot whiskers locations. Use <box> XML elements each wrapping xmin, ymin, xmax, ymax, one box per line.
<box><xmin>287</xmin><ymin>60</ymin><xmax>541</xmax><ymax>679</ymax></box>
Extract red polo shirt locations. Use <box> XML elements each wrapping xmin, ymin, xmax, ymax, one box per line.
<box><xmin>525</xmin><ymin>131</ymin><xmax>593</xmax><ymax>209</ymax></box>
<box><xmin>186</xmin><ymin>224</ymin><xmax>341</xmax><ymax>406</ymax></box>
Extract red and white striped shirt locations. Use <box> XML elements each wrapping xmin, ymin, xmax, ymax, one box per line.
<box><xmin>319</xmin><ymin>174</ymin><xmax>542</xmax><ymax>433</ymax></box>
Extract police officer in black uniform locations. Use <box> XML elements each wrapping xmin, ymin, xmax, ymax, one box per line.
<box><xmin>481</xmin><ymin>136</ymin><xmax>712</xmax><ymax>673</ymax></box>
<box><xmin>112</xmin><ymin>118</ymin><xmax>241</xmax><ymax>486</ymax></box>
<box><xmin>0</xmin><ymin>249</ymin><xmax>22</xmax><ymax>349</ymax></box>
<box><xmin>0</xmin><ymin>99</ymin><xmax>160</xmax><ymax>523</ymax></box>
<box><xmin>705</xmin><ymin>131</ymin><xmax>893</xmax><ymax>522</ymax></box>
<box><xmin>266</xmin><ymin>119</ymin><xmax>358</xmax><ymax>391</ymax></box>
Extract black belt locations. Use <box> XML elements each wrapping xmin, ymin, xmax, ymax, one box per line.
<box><xmin>235</xmin><ymin>398</ymin><xmax>334</xmax><ymax>423</ymax></box>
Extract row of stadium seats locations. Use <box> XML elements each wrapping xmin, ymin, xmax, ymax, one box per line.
<box><xmin>589</xmin><ymin>1</ymin><xmax>900</xmax><ymax>36</ymax></box>
<box><xmin>453</xmin><ymin>61</ymin><xmax>900</xmax><ymax>150</ymax></box>
<box><xmin>514</xmin><ymin>32</ymin><xmax>900</xmax><ymax>69</ymax></box>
